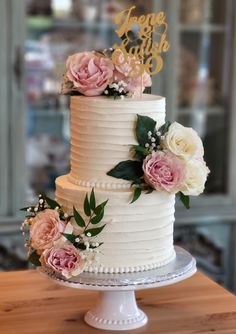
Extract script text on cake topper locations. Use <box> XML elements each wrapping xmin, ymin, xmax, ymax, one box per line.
<box><xmin>112</xmin><ymin>6</ymin><xmax>170</xmax><ymax>78</ymax></box>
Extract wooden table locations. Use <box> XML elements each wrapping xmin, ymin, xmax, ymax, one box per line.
<box><xmin>0</xmin><ymin>270</ymin><xmax>236</xmax><ymax>333</ymax></box>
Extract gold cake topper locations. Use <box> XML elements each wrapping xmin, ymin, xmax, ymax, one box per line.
<box><xmin>112</xmin><ymin>6</ymin><xmax>170</xmax><ymax>78</ymax></box>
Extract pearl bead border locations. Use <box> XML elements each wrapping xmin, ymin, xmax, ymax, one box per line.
<box><xmin>68</xmin><ymin>174</ymin><xmax>130</xmax><ymax>190</ymax></box>
<box><xmin>84</xmin><ymin>250</ymin><xmax>176</xmax><ymax>274</ymax></box>
<box><xmin>85</xmin><ymin>310</ymin><xmax>146</xmax><ymax>326</ymax></box>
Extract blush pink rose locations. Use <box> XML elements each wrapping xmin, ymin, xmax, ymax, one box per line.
<box><xmin>125</xmin><ymin>72</ymin><xmax>152</xmax><ymax>95</ymax></box>
<box><xmin>66</xmin><ymin>52</ymin><xmax>114</xmax><ymax>96</ymax></box>
<box><xmin>143</xmin><ymin>151</ymin><xmax>187</xmax><ymax>193</ymax></box>
<box><xmin>113</xmin><ymin>51</ymin><xmax>152</xmax><ymax>95</ymax></box>
<box><xmin>30</xmin><ymin>209</ymin><xmax>66</xmax><ymax>252</ymax></box>
<box><xmin>41</xmin><ymin>244</ymin><xmax>85</xmax><ymax>278</ymax></box>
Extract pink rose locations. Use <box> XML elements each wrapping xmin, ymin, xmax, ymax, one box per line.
<box><xmin>66</xmin><ymin>52</ymin><xmax>114</xmax><ymax>96</ymax></box>
<box><xmin>125</xmin><ymin>72</ymin><xmax>152</xmax><ymax>95</ymax></box>
<box><xmin>41</xmin><ymin>244</ymin><xmax>85</xmax><ymax>278</ymax></box>
<box><xmin>30</xmin><ymin>209</ymin><xmax>66</xmax><ymax>252</ymax></box>
<box><xmin>113</xmin><ymin>51</ymin><xmax>152</xmax><ymax>95</ymax></box>
<box><xmin>143</xmin><ymin>151</ymin><xmax>186</xmax><ymax>193</ymax></box>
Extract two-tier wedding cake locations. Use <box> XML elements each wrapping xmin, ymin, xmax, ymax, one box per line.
<box><xmin>21</xmin><ymin>49</ymin><xmax>209</xmax><ymax>279</ymax></box>
<box><xmin>56</xmin><ymin>94</ymin><xmax>176</xmax><ymax>273</ymax></box>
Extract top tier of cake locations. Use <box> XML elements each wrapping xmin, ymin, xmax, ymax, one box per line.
<box><xmin>69</xmin><ymin>94</ymin><xmax>166</xmax><ymax>189</ymax></box>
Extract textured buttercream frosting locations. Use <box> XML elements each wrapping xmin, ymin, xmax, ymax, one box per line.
<box><xmin>56</xmin><ymin>176</ymin><xmax>176</xmax><ymax>273</ymax></box>
<box><xmin>55</xmin><ymin>94</ymin><xmax>176</xmax><ymax>273</ymax></box>
<box><xmin>69</xmin><ymin>94</ymin><xmax>165</xmax><ymax>188</ymax></box>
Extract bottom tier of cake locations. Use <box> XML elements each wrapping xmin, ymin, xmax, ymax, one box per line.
<box><xmin>55</xmin><ymin>175</ymin><xmax>176</xmax><ymax>273</ymax></box>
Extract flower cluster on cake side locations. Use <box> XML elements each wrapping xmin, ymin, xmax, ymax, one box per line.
<box><xmin>21</xmin><ymin>190</ymin><xmax>108</xmax><ymax>278</ymax></box>
<box><xmin>61</xmin><ymin>48</ymin><xmax>151</xmax><ymax>98</ymax></box>
<box><xmin>107</xmin><ymin>115</ymin><xmax>210</xmax><ymax>206</ymax></box>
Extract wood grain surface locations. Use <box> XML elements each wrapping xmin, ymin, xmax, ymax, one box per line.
<box><xmin>0</xmin><ymin>270</ymin><xmax>236</xmax><ymax>333</ymax></box>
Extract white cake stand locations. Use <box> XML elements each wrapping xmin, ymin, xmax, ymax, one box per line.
<box><xmin>40</xmin><ymin>246</ymin><xmax>196</xmax><ymax>331</ymax></box>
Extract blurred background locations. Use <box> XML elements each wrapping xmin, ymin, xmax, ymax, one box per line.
<box><xmin>0</xmin><ymin>0</ymin><xmax>236</xmax><ymax>291</ymax></box>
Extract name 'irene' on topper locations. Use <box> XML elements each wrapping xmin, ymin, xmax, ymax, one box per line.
<box><xmin>112</xmin><ymin>6</ymin><xmax>170</xmax><ymax>78</ymax></box>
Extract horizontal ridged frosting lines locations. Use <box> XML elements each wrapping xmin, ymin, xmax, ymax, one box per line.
<box><xmin>69</xmin><ymin>94</ymin><xmax>165</xmax><ymax>189</ymax></box>
<box><xmin>56</xmin><ymin>175</ymin><xmax>175</xmax><ymax>273</ymax></box>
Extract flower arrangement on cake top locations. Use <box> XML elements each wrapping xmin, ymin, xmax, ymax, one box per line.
<box><xmin>61</xmin><ymin>49</ymin><xmax>152</xmax><ymax>98</ymax></box>
<box><xmin>107</xmin><ymin>115</ymin><xmax>210</xmax><ymax>206</ymax></box>
<box><xmin>21</xmin><ymin>190</ymin><xmax>108</xmax><ymax>278</ymax></box>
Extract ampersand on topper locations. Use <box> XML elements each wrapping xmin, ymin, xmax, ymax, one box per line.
<box><xmin>112</xmin><ymin>6</ymin><xmax>170</xmax><ymax>79</ymax></box>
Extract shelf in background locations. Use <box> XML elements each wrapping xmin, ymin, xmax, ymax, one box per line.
<box><xmin>27</xmin><ymin>16</ymin><xmax>116</xmax><ymax>32</ymax></box>
<box><xmin>28</xmin><ymin>106</ymin><xmax>69</xmax><ymax>116</ymax></box>
<box><xmin>178</xmin><ymin>105</ymin><xmax>224</xmax><ymax>116</ymax></box>
<box><xmin>179</xmin><ymin>23</ymin><xmax>226</xmax><ymax>33</ymax></box>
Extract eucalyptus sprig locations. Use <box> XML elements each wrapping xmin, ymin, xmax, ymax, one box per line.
<box><xmin>63</xmin><ymin>188</ymin><xmax>108</xmax><ymax>250</ymax></box>
<box><xmin>20</xmin><ymin>194</ymin><xmax>72</xmax><ymax>223</ymax></box>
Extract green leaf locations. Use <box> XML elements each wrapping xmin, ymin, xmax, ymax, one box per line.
<box><xmin>132</xmin><ymin>145</ymin><xmax>149</xmax><ymax>160</ymax></box>
<box><xmin>44</xmin><ymin>196</ymin><xmax>61</xmax><ymax>209</ymax></box>
<box><xmin>28</xmin><ymin>251</ymin><xmax>41</xmax><ymax>266</ymax></box>
<box><xmin>20</xmin><ymin>207</ymin><xmax>30</xmax><ymax>212</ymax></box>
<box><xmin>91</xmin><ymin>209</ymin><xmax>104</xmax><ymax>225</ymax></box>
<box><xmin>60</xmin><ymin>213</ymin><xmax>73</xmax><ymax>222</ymax></box>
<box><xmin>179</xmin><ymin>192</ymin><xmax>190</xmax><ymax>209</ymax></box>
<box><xmin>90</xmin><ymin>242</ymin><xmax>103</xmax><ymax>249</ymax></box>
<box><xmin>20</xmin><ymin>206</ymin><xmax>35</xmax><ymax>212</ymax></box>
<box><xmin>130</xmin><ymin>188</ymin><xmax>142</xmax><ymax>203</ymax></box>
<box><xmin>73</xmin><ymin>207</ymin><xmax>86</xmax><ymax>227</ymax></box>
<box><xmin>94</xmin><ymin>200</ymin><xmax>108</xmax><ymax>215</ymax></box>
<box><xmin>107</xmin><ymin>160</ymin><xmax>143</xmax><ymax>181</ymax></box>
<box><xmin>158</xmin><ymin>121</ymin><xmax>171</xmax><ymax>135</ymax></box>
<box><xmin>85</xmin><ymin>225</ymin><xmax>106</xmax><ymax>237</ymax></box>
<box><xmin>145</xmin><ymin>188</ymin><xmax>154</xmax><ymax>194</ymax></box>
<box><xmin>136</xmin><ymin>114</ymin><xmax>156</xmax><ymax>146</ymax></box>
<box><xmin>131</xmin><ymin>178</ymin><xmax>143</xmax><ymax>186</ymax></box>
<box><xmin>84</xmin><ymin>194</ymin><xmax>91</xmax><ymax>217</ymax></box>
<box><xmin>75</xmin><ymin>243</ymin><xmax>86</xmax><ymax>250</ymax></box>
<box><xmin>75</xmin><ymin>242</ymin><xmax>104</xmax><ymax>250</ymax></box>
<box><xmin>90</xmin><ymin>188</ymin><xmax>96</xmax><ymax>211</ymax></box>
<box><xmin>62</xmin><ymin>233</ymin><xmax>76</xmax><ymax>243</ymax></box>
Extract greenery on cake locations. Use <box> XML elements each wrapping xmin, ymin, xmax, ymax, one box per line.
<box><xmin>107</xmin><ymin>115</ymin><xmax>210</xmax><ymax>207</ymax></box>
<box><xmin>61</xmin><ymin>48</ymin><xmax>151</xmax><ymax>99</ymax></box>
<box><xmin>20</xmin><ymin>189</ymin><xmax>108</xmax><ymax>278</ymax></box>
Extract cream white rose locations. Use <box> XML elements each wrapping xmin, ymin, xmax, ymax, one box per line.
<box><xmin>181</xmin><ymin>158</ymin><xmax>210</xmax><ymax>196</ymax></box>
<box><xmin>163</xmin><ymin>122</ymin><xmax>204</xmax><ymax>160</ymax></box>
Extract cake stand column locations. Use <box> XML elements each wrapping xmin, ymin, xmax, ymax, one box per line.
<box><xmin>84</xmin><ymin>290</ymin><xmax>148</xmax><ymax>330</ymax></box>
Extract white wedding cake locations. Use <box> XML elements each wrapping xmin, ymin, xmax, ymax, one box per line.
<box><xmin>55</xmin><ymin>94</ymin><xmax>176</xmax><ymax>273</ymax></box>
<box><xmin>21</xmin><ymin>49</ymin><xmax>208</xmax><ymax>280</ymax></box>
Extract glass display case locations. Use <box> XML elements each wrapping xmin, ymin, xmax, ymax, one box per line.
<box><xmin>176</xmin><ymin>0</ymin><xmax>233</xmax><ymax>195</ymax></box>
<box><xmin>25</xmin><ymin>0</ymin><xmax>153</xmax><ymax>200</ymax></box>
<box><xmin>0</xmin><ymin>0</ymin><xmax>236</xmax><ymax>289</ymax></box>
<box><xmin>159</xmin><ymin>0</ymin><xmax>234</xmax><ymax>286</ymax></box>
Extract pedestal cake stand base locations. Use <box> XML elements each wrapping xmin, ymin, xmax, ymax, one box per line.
<box><xmin>40</xmin><ymin>246</ymin><xmax>196</xmax><ymax>331</ymax></box>
<box><xmin>85</xmin><ymin>290</ymin><xmax>148</xmax><ymax>330</ymax></box>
